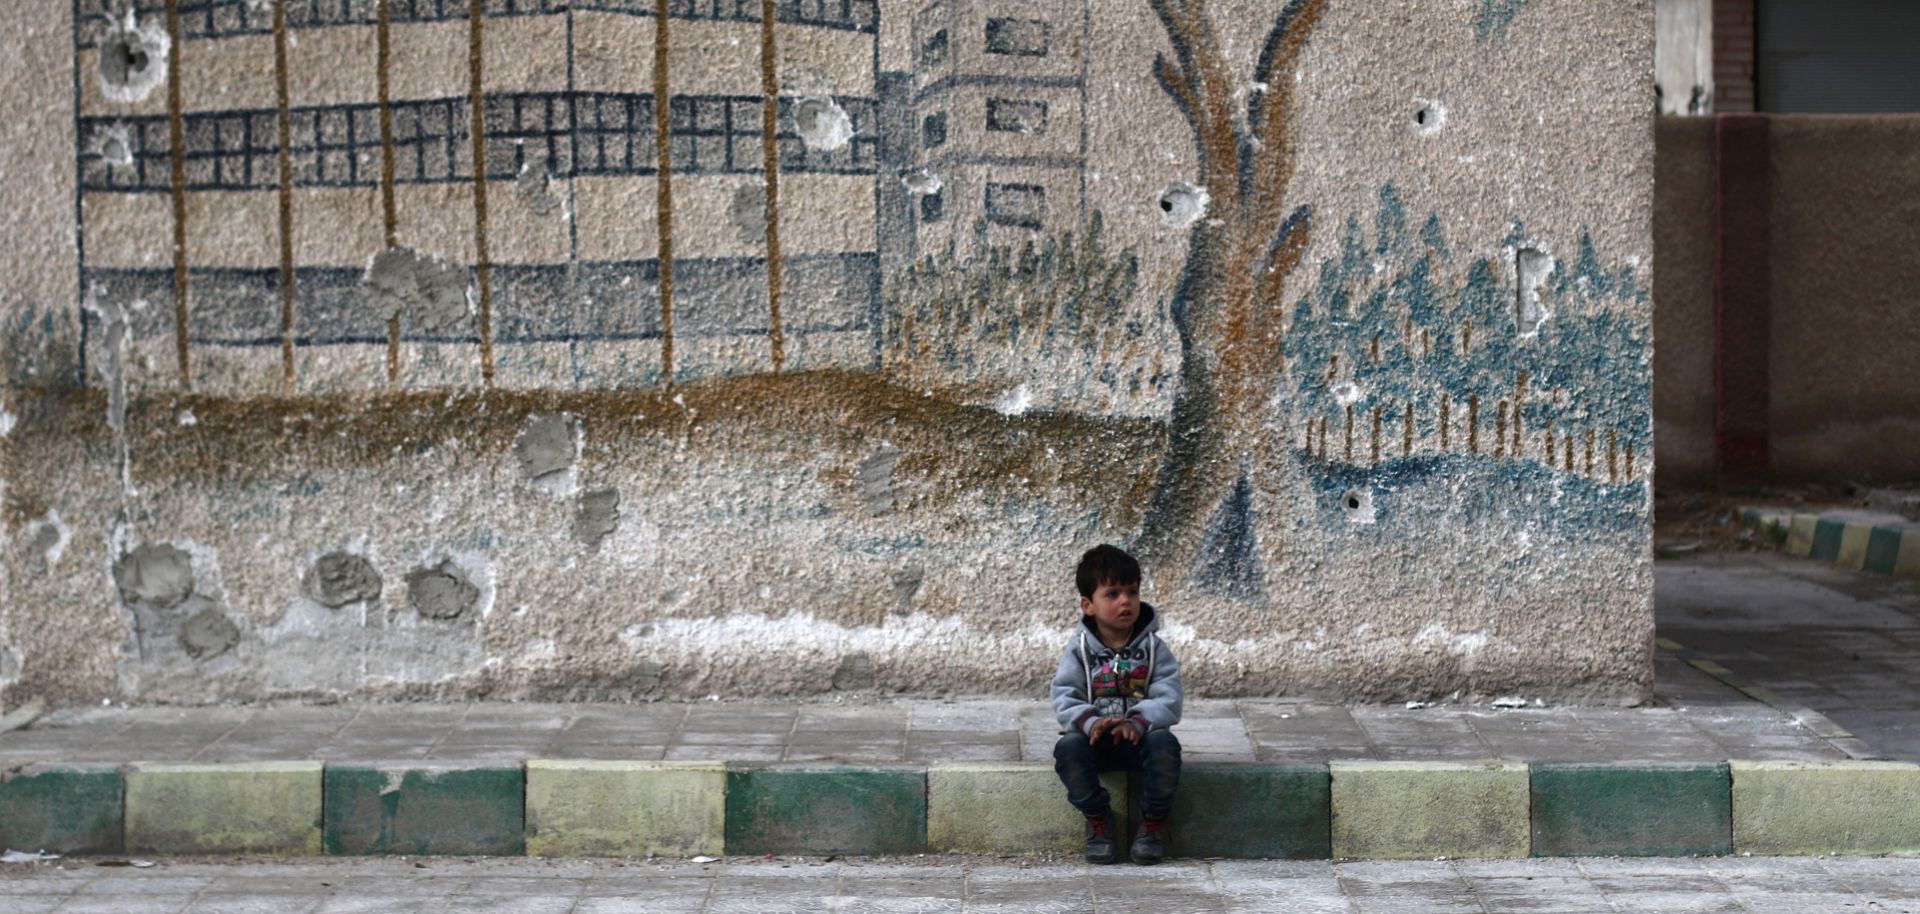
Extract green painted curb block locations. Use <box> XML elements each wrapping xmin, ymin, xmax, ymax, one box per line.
<box><xmin>1866</xmin><ymin>526</ymin><xmax>1905</xmax><ymax>575</ymax></box>
<box><xmin>726</xmin><ymin>765</ymin><xmax>927</xmax><ymax>856</ymax></box>
<box><xmin>1732</xmin><ymin>760</ymin><xmax>1920</xmax><ymax>855</ymax></box>
<box><xmin>1169</xmin><ymin>764</ymin><xmax>1330</xmax><ymax>859</ymax></box>
<box><xmin>324</xmin><ymin>764</ymin><xmax>524</xmax><ymax>856</ymax></box>
<box><xmin>125</xmin><ymin>761</ymin><xmax>322</xmax><ymax>856</ymax></box>
<box><xmin>0</xmin><ymin>763</ymin><xmax>124</xmax><ymax>855</ymax></box>
<box><xmin>1331</xmin><ymin>761</ymin><xmax>1529</xmax><ymax>860</ymax></box>
<box><xmin>1530</xmin><ymin>762</ymin><xmax>1731</xmax><ymax>857</ymax></box>
<box><xmin>926</xmin><ymin>763</ymin><xmax>1126</xmax><ymax>854</ymax></box>
<box><xmin>526</xmin><ymin>760</ymin><xmax>724</xmax><ymax>858</ymax></box>
<box><xmin>1810</xmin><ymin>518</ymin><xmax>1846</xmax><ymax>563</ymax></box>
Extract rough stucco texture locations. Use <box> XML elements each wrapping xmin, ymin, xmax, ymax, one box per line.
<box><xmin>0</xmin><ymin>0</ymin><xmax>1655</xmax><ymax>706</ymax></box>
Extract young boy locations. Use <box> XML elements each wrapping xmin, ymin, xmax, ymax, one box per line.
<box><xmin>1050</xmin><ymin>544</ymin><xmax>1183</xmax><ymax>865</ymax></box>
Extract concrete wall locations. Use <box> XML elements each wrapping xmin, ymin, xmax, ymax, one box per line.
<box><xmin>1653</xmin><ymin>115</ymin><xmax>1920</xmax><ymax>485</ymax></box>
<box><xmin>0</xmin><ymin>0</ymin><xmax>1655</xmax><ymax>706</ymax></box>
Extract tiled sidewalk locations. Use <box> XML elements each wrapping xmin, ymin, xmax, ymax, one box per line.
<box><xmin>0</xmin><ymin>696</ymin><xmax>1845</xmax><ymax>766</ymax></box>
<box><xmin>7</xmin><ymin>855</ymin><xmax>1920</xmax><ymax>914</ymax></box>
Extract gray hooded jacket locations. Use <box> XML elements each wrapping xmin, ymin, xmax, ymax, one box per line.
<box><xmin>1050</xmin><ymin>603</ymin><xmax>1183</xmax><ymax>736</ymax></box>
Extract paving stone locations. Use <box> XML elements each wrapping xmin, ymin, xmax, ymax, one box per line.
<box><xmin>1159</xmin><ymin>763</ymin><xmax>1330</xmax><ymax>859</ymax></box>
<box><xmin>0</xmin><ymin>763</ymin><xmax>124</xmax><ymax>854</ymax></box>
<box><xmin>925</xmin><ymin>763</ymin><xmax>1126</xmax><ymax>854</ymax></box>
<box><xmin>1731</xmin><ymin>759</ymin><xmax>1920</xmax><ymax>855</ymax></box>
<box><xmin>324</xmin><ymin>764</ymin><xmax>525</xmax><ymax>856</ymax></box>
<box><xmin>124</xmin><ymin>761</ymin><xmax>323</xmax><ymax>855</ymax></box>
<box><xmin>1529</xmin><ymin>762</ymin><xmax>1732</xmax><ymax>857</ymax></box>
<box><xmin>725</xmin><ymin>765</ymin><xmax>926</xmax><ymax>856</ymax></box>
<box><xmin>524</xmin><ymin>760</ymin><xmax>724</xmax><ymax>858</ymax></box>
<box><xmin>1330</xmin><ymin>761</ymin><xmax>1529</xmax><ymax>860</ymax></box>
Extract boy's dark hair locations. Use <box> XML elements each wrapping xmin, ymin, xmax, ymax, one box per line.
<box><xmin>1076</xmin><ymin>544</ymin><xmax>1141</xmax><ymax>598</ymax></box>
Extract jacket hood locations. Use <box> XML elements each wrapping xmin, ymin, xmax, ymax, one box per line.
<box><xmin>1078</xmin><ymin>601</ymin><xmax>1160</xmax><ymax>647</ymax></box>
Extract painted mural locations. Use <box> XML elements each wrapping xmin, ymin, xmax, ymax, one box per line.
<box><xmin>0</xmin><ymin>0</ymin><xmax>1654</xmax><ymax>705</ymax></box>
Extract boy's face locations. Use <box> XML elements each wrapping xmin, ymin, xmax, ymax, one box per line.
<box><xmin>1080</xmin><ymin>579</ymin><xmax>1141</xmax><ymax>635</ymax></box>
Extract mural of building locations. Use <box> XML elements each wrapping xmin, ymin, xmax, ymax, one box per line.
<box><xmin>907</xmin><ymin>0</ymin><xmax>1087</xmax><ymax>248</ymax></box>
<box><xmin>0</xmin><ymin>0</ymin><xmax>1656</xmax><ymax>708</ymax></box>
<box><xmin>74</xmin><ymin>0</ymin><xmax>885</xmax><ymax>393</ymax></box>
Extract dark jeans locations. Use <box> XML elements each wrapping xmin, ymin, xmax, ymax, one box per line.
<box><xmin>1053</xmin><ymin>728</ymin><xmax>1182</xmax><ymax>820</ymax></box>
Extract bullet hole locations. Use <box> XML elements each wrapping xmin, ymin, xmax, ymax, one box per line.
<box><xmin>364</xmin><ymin>246</ymin><xmax>470</xmax><ymax>334</ymax></box>
<box><xmin>832</xmin><ymin>652</ymin><xmax>877</xmax><ymax>691</ymax></box>
<box><xmin>26</xmin><ymin>511</ymin><xmax>69</xmax><ymax>567</ymax></box>
<box><xmin>793</xmin><ymin>96</ymin><xmax>853</xmax><ymax>152</ymax></box>
<box><xmin>97</xmin><ymin>14</ymin><xmax>169</xmax><ymax>104</ymax></box>
<box><xmin>91</xmin><ymin>124</ymin><xmax>135</xmax><ymax>168</ymax></box>
<box><xmin>1411</xmin><ymin>98</ymin><xmax>1447</xmax><ymax>135</ymax></box>
<box><xmin>514</xmin><ymin>151</ymin><xmax>563</xmax><ymax>216</ymax></box>
<box><xmin>728</xmin><ymin>182</ymin><xmax>769</xmax><ymax>246</ymax></box>
<box><xmin>891</xmin><ymin>566</ymin><xmax>924</xmax><ymax>615</ymax></box>
<box><xmin>1156</xmin><ymin>182</ymin><xmax>1209</xmax><ymax>229</ymax></box>
<box><xmin>305</xmin><ymin>552</ymin><xmax>382</xmax><ymax>608</ymax></box>
<box><xmin>115</xmin><ymin>543</ymin><xmax>194</xmax><ymax>610</ymax></box>
<box><xmin>514</xmin><ymin>413</ymin><xmax>578</xmax><ymax>482</ymax></box>
<box><xmin>1515</xmin><ymin>247</ymin><xmax>1555</xmax><ymax>336</ymax></box>
<box><xmin>573</xmin><ymin>487</ymin><xmax>620</xmax><ymax>552</ymax></box>
<box><xmin>900</xmin><ymin>168</ymin><xmax>943</xmax><ymax>196</ymax></box>
<box><xmin>858</xmin><ymin>445</ymin><xmax>904</xmax><ymax>516</ymax></box>
<box><xmin>180</xmin><ymin>607</ymin><xmax>239</xmax><ymax>661</ymax></box>
<box><xmin>1341</xmin><ymin>487</ymin><xmax>1377</xmax><ymax>525</ymax></box>
<box><xmin>407</xmin><ymin>560</ymin><xmax>479</xmax><ymax>621</ymax></box>
<box><xmin>1331</xmin><ymin>381</ymin><xmax>1365</xmax><ymax>407</ymax></box>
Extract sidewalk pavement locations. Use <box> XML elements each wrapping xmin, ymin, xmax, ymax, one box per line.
<box><xmin>0</xmin><ymin>690</ymin><xmax>1848</xmax><ymax>768</ymax></box>
<box><xmin>1659</xmin><ymin>549</ymin><xmax>1920</xmax><ymax>758</ymax></box>
<box><xmin>10</xmin><ymin>855</ymin><xmax>1920</xmax><ymax>914</ymax></box>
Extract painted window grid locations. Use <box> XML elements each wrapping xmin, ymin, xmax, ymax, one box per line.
<box><xmin>983</xmin><ymin>181</ymin><xmax>1044</xmax><ymax>229</ymax></box>
<box><xmin>78</xmin><ymin>91</ymin><xmax>875</xmax><ymax>192</ymax></box>
<box><xmin>74</xmin><ymin>0</ymin><xmax>873</xmax><ymax>48</ymax></box>
<box><xmin>984</xmin><ymin>97</ymin><xmax>1047</xmax><ymax>135</ymax></box>
<box><xmin>984</xmin><ymin>16</ymin><xmax>1048</xmax><ymax>57</ymax></box>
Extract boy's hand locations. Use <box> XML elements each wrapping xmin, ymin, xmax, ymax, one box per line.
<box><xmin>1089</xmin><ymin>718</ymin><xmax>1143</xmax><ymax>745</ymax></box>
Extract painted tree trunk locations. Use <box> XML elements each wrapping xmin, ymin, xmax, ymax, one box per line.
<box><xmin>1133</xmin><ymin>0</ymin><xmax>1325</xmax><ymax>592</ymax></box>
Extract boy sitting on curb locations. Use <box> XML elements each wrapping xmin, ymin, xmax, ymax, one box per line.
<box><xmin>1050</xmin><ymin>544</ymin><xmax>1183</xmax><ymax>864</ymax></box>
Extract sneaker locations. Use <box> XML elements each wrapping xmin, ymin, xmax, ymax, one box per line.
<box><xmin>1131</xmin><ymin>817</ymin><xmax>1168</xmax><ymax>865</ymax></box>
<box><xmin>1082</xmin><ymin>809</ymin><xmax>1119</xmax><ymax>864</ymax></box>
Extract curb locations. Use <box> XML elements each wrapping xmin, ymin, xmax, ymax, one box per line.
<box><xmin>1741</xmin><ymin>506</ymin><xmax>1920</xmax><ymax>577</ymax></box>
<box><xmin>1655</xmin><ymin>636</ymin><xmax>1878</xmax><ymax>760</ymax></box>
<box><xmin>6</xmin><ymin>758</ymin><xmax>1919</xmax><ymax>859</ymax></box>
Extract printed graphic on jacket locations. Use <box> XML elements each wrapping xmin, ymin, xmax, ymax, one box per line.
<box><xmin>1091</xmin><ymin>650</ymin><xmax>1151</xmax><ymax>700</ymax></box>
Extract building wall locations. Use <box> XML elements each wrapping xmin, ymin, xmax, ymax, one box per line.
<box><xmin>0</xmin><ymin>0</ymin><xmax>1656</xmax><ymax>706</ymax></box>
<box><xmin>1653</xmin><ymin>115</ymin><xmax>1920</xmax><ymax>486</ymax></box>
<box><xmin>1650</xmin><ymin>117</ymin><xmax>1716</xmax><ymax>485</ymax></box>
<box><xmin>1711</xmin><ymin>0</ymin><xmax>1754</xmax><ymax>113</ymax></box>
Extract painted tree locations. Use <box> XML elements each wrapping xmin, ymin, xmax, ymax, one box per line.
<box><xmin>1133</xmin><ymin>0</ymin><xmax>1326</xmax><ymax>590</ymax></box>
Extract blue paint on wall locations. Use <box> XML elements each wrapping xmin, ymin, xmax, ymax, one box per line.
<box><xmin>1285</xmin><ymin>183</ymin><xmax>1651</xmax><ymax>464</ymax></box>
<box><xmin>1191</xmin><ymin>467</ymin><xmax>1262</xmax><ymax>598</ymax></box>
<box><xmin>1474</xmin><ymin>0</ymin><xmax>1531</xmax><ymax>42</ymax></box>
